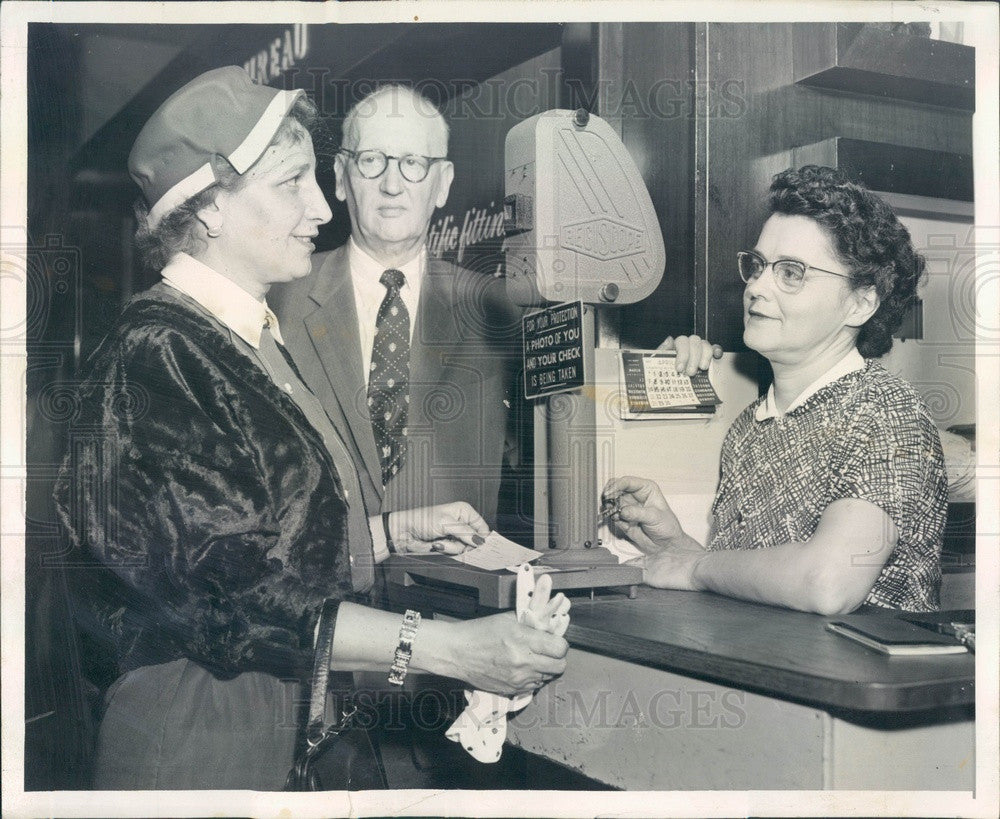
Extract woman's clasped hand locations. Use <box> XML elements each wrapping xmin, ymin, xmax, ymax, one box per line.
<box><xmin>446</xmin><ymin>602</ymin><xmax>570</xmax><ymax>696</ymax></box>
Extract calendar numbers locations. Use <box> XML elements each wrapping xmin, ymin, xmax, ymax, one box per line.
<box><xmin>621</xmin><ymin>352</ymin><xmax>721</xmax><ymax>414</ymax></box>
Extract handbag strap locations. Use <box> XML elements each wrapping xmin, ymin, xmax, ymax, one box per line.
<box><xmin>306</xmin><ymin>599</ymin><xmax>350</xmax><ymax>747</ymax></box>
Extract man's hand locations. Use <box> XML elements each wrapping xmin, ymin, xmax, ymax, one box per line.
<box><xmin>658</xmin><ymin>334</ymin><xmax>723</xmax><ymax>377</ymax></box>
<box><xmin>388</xmin><ymin>502</ymin><xmax>489</xmax><ymax>555</ymax></box>
<box><xmin>602</xmin><ymin>475</ymin><xmax>685</xmax><ymax>553</ymax></box>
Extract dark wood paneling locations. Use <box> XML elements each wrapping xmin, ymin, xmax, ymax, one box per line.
<box><xmin>617</xmin><ymin>23</ymin><xmax>696</xmax><ymax>349</ymax></box>
<box><xmin>701</xmin><ymin>24</ymin><xmax>786</xmax><ymax>348</ymax></box>
<box><xmin>793</xmin><ymin>137</ymin><xmax>973</xmax><ymax>201</ymax></box>
<box><xmin>701</xmin><ymin>23</ymin><xmax>975</xmax><ymax>350</ymax></box>
<box><xmin>755</xmin><ymin>84</ymin><xmax>972</xmax><ymax>158</ymax></box>
<box><xmin>794</xmin><ymin>23</ymin><xmax>975</xmax><ymax>111</ymax></box>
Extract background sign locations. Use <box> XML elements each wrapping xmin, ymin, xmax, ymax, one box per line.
<box><xmin>522</xmin><ymin>301</ymin><xmax>586</xmax><ymax>399</ymax></box>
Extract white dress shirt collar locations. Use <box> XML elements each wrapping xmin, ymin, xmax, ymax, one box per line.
<box><xmin>755</xmin><ymin>348</ymin><xmax>865</xmax><ymax>421</ymax></box>
<box><xmin>160</xmin><ymin>252</ymin><xmax>282</xmax><ymax>349</ymax></box>
<box><xmin>347</xmin><ymin>236</ymin><xmax>425</xmax><ymax>294</ymax></box>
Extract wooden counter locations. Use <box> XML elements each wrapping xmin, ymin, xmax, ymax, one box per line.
<box><xmin>391</xmin><ymin>580</ymin><xmax>975</xmax><ymax>789</ymax></box>
<box><xmin>561</xmin><ymin>588</ymin><xmax>974</xmax><ymax>713</ymax></box>
<box><xmin>504</xmin><ymin>588</ymin><xmax>975</xmax><ymax>790</ymax></box>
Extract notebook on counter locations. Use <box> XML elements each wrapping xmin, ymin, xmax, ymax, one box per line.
<box><xmin>826</xmin><ymin>615</ymin><xmax>969</xmax><ymax>656</ymax></box>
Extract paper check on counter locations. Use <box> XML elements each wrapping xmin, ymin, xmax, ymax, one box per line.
<box><xmin>450</xmin><ymin>532</ymin><xmax>542</xmax><ymax>572</ymax></box>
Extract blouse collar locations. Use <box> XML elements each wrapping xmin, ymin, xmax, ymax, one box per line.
<box><xmin>160</xmin><ymin>252</ymin><xmax>281</xmax><ymax>349</ymax></box>
<box><xmin>755</xmin><ymin>348</ymin><xmax>865</xmax><ymax>421</ymax></box>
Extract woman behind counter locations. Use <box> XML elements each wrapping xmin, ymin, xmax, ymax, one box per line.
<box><xmin>605</xmin><ymin>166</ymin><xmax>946</xmax><ymax>615</ymax></box>
<box><xmin>53</xmin><ymin>67</ymin><xmax>569</xmax><ymax>790</ymax></box>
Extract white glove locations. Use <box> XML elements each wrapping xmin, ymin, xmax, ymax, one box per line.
<box><xmin>445</xmin><ymin>564</ymin><xmax>570</xmax><ymax>762</ymax></box>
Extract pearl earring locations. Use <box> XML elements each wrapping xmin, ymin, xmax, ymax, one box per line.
<box><xmin>207</xmin><ymin>226</ymin><xmax>221</xmax><ymax>238</ymax></box>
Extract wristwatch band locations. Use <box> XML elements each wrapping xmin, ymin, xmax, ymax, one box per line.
<box><xmin>388</xmin><ymin>608</ymin><xmax>421</xmax><ymax>686</ymax></box>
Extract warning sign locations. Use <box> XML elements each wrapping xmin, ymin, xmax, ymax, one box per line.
<box><xmin>522</xmin><ymin>301</ymin><xmax>586</xmax><ymax>400</ymax></box>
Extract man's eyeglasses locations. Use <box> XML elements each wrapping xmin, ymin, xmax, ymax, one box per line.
<box><xmin>339</xmin><ymin>148</ymin><xmax>447</xmax><ymax>183</ymax></box>
<box><xmin>737</xmin><ymin>250</ymin><xmax>852</xmax><ymax>295</ymax></box>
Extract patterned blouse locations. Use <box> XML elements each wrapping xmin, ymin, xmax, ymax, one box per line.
<box><xmin>709</xmin><ymin>360</ymin><xmax>947</xmax><ymax>611</ymax></box>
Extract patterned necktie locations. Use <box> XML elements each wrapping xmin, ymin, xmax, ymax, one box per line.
<box><xmin>367</xmin><ymin>268</ymin><xmax>410</xmax><ymax>485</ymax></box>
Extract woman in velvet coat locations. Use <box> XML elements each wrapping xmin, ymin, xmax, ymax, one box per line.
<box><xmin>53</xmin><ymin>67</ymin><xmax>570</xmax><ymax>790</ymax></box>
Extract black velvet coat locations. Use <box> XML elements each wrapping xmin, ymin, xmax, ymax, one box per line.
<box><xmin>53</xmin><ymin>285</ymin><xmax>353</xmax><ymax>680</ymax></box>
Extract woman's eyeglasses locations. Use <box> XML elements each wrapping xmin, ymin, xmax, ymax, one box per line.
<box><xmin>737</xmin><ymin>250</ymin><xmax>852</xmax><ymax>294</ymax></box>
<box><xmin>339</xmin><ymin>148</ymin><xmax>447</xmax><ymax>183</ymax></box>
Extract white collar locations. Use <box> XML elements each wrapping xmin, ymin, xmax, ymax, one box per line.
<box><xmin>755</xmin><ymin>348</ymin><xmax>865</xmax><ymax>421</ymax></box>
<box><xmin>347</xmin><ymin>236</ymin><xmax>425</xmax><ymax>291</ymax></box>
<box><xmin>160</xmin><ymin>252</ymin><xmax>281</xmax><ymax>349</ymax></box>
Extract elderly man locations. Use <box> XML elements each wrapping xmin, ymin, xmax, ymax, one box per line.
<box><xmin>274</xmin><ymin>84</ymin><xmax>718</xmax><ymax>535</ymax></box>
<box><xmin>273</xmin><ymin>84</ymin><xmax>521</xmax><ymax>534</ymax></box>
<box><xmin>271</xmin><ymin>83</ymin><xmax>528</xmax><ymax>789</ymax></box>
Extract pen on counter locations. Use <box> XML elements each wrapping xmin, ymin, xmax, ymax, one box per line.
<box><xmin>901</xmin><ymin>612</ymin><xmax>976</xmax><ymax>654</ymax></box>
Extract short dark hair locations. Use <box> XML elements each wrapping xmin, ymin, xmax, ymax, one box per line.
<box><xmin>134</xmin><ymin>94</ymin><xmax>319</xmax><ymax>272</ymax></box>
<box><xmin>767</xmin><ymin>165</ymin><xmax>925</xmax><ymax>358</ymax></box>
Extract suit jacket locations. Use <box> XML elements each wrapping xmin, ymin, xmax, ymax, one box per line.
<box><xmin>272</xmin><ymin>244</ymin><xmax>521</xmax><ymax>527</ymax></box>
<box><xmin>52</xmin><ymin>285</ymin><xmax>354</xmax><ymax>679</ymax></box>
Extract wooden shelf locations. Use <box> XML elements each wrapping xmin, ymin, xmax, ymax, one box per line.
<box><xmin>791</xmin><ymin>136</ymin><xmax>973</xmax><ymax>202</ymax></box>
<box><xmin>793</xmin><ymin>23</ymin><xmax>975</xmax><ymax>111</ymax></box>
